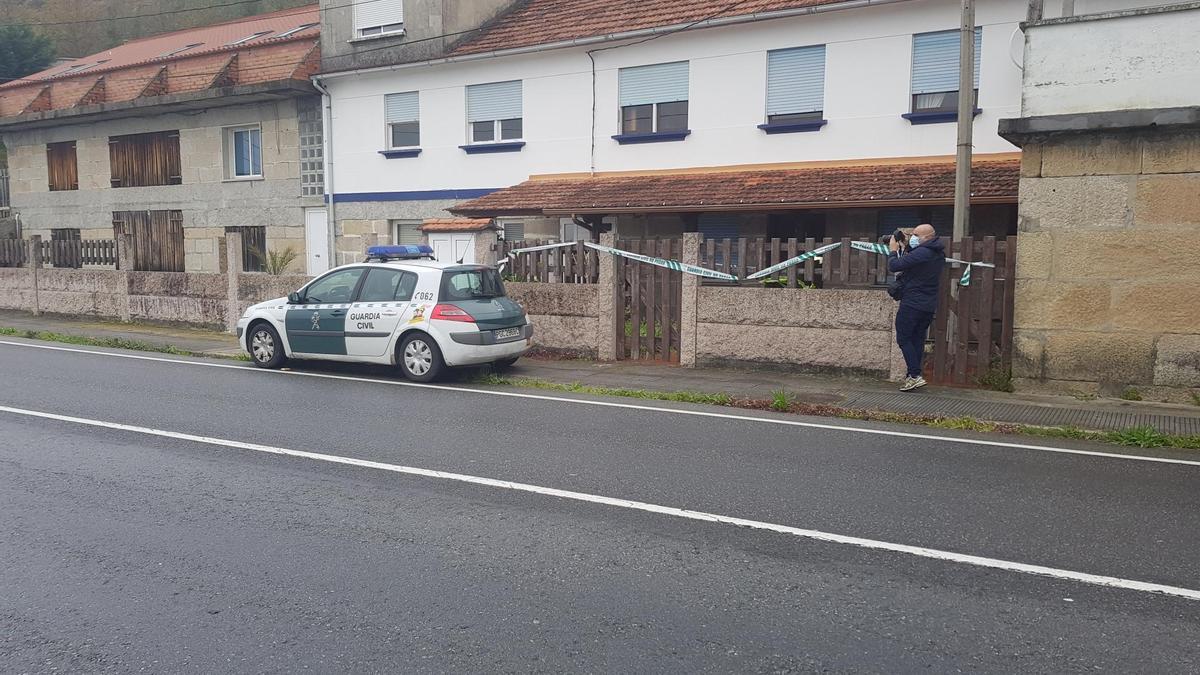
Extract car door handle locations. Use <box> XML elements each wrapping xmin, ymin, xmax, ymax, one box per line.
<box><xmin>330</xmin><ymin>310</ymin><xmax>346</xmax><ymax>317</ymax></box>
<box><xmin>382</xmin><ymin>311</ymin><xmax>398</xmax><ymax>317</ymax></box>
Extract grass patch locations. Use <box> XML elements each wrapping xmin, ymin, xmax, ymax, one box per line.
<box><xmin>472</xmin><ymin>372</ymin><xmax>1198</xmax><ymax>452</ymax></box>
<box><xmin>0</xmin><ymin>326</ymin><xmax>245</xmax><ymax>361</ymax></box>
<box><xmin>1190</xmin><ymin>391</ymin><xmax>1200</xmax><ymax>407</ymax></box>
<box><xmin>1071</xmin><ymin>391</ymin><xmax>1098</xmax><ymax>401</ymax></box>
<box><xmin>1120</xmin><ymin>387</ymin><xmax>1143</xmax><ymax>402</ymax></box>
<box><xmin>977</xmin><ymin>366</ymin><xmax>1015</xmax><ymax>393</ymax></box>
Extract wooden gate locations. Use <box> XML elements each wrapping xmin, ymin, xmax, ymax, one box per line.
<box><xmin>925</xmin><ymin>236</ymin><xmax>1017</xmax><ymax>385</ymax></box>
<box><xmin>113</xmin><ymin>209</ymin><xmax>184</xmax><ymax>272</ymax></box>
<box><xmin>616</xmin><ymin>239</ymin><xmax>682</xmax><ymax>362</ymax></box>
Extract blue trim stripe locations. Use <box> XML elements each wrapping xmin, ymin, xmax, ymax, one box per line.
<box><xmin>331</xmin><ymin>188</ymin><xmax>498</xmax><ymax>203</ymax></box>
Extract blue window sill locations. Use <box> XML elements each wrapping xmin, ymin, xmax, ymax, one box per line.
<box><xmin>460</xmin><ymin>141</ymin><xmax>525</xmax><ymax>154</ymax></box>
<box><xmin>378</xmin><ymin>148</ymin><xmax>422</xmax><ymax>158</ymax></box>
<box><xmin>757</xmin><ymin>119</ymin><xmax>827</xmax><ymax>134</ymax></box>
<box><xmin>612</xmin><ymin>130</ymin><xmax>691</xmax><ymax>145</ymax></box>
<box><xmin>902</xmin><ymin>108</ymin><xmax>983</xmax><ymax>125</ymax></box>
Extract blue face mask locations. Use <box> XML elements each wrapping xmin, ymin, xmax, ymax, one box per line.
<box><xmin>909</xmin><ymin>234</ymin><xmax>921</xmax><ymax>249</ymax></box>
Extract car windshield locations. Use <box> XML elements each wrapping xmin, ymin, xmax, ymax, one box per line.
<box><xmin>441</xmin><ymin>268</ymin><xmax>506</xmax><ymax>300</ymax></box>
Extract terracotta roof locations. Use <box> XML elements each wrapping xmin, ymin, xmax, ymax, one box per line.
<box><xmin>450</xmin><ymin>160</ymin><xmax>1020</xmax><ymax>216</ymax></box>
<box><xmin>420</xmin><ymin>218</ymin><xmax>496</xmax><ymax>232</ymax></box>
<box><xmin>451</xmin><ymin>0</ymin><xmax>862</xmax><ymax>56</ymax></box>
<box><xmin>0</xmin><ymin>6</ymin><xmax>319</xmax><ymax>119</ymax></box>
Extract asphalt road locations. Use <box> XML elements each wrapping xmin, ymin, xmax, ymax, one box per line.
<box><xmin>1</xmin><ymin>338</ymin><xmax>1198</xmax><ymax>673</ymax></box>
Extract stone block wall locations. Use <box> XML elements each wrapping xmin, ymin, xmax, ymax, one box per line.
<box><xmin>1013</xmin><ymin>129</ymin><xmax>1200</xmax><ymax>401</ymax></box>
<box><xmin>696</xmin><ymin>287</ymin><xmax>905</xmax><ymax>378</ymax></box>
<box><xmin>506</xmin><ymin>281</ymin><xmax>601</xmax><ymax>356</ymax></box>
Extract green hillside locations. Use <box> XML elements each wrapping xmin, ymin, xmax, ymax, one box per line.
<box><xmin>6</xmin><ymin>0</ymin><xmax>316</xmax><ymax>60</ymax></box>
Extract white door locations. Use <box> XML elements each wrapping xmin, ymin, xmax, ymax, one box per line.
<box><xmin>305</xmin><ymin>209</ymin><xmax>329</xmax><ymax>275</ymax></box>
<box><xmin>428</xmin><ymin>233</ymin><xmax>476</xmax><ymax>264</ymax></box>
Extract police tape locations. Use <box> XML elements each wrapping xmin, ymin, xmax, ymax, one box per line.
<box><xmin>496</xmin><ymin>241</ymin><xmax>580</xmax><ymax>272</ymax></box>
<box><xmin>847</xmin><ymin>240</ymin><xmax>995</xmax><ymax>287</ymax></box>
<box><xmin>744</xmin><ymin>242</ymin><xmax>843</xmax><ymax>280</ymax></box>
<box><xmin>583</xmin><ymin>242</ymin><xmax>739</xmax><ymax>281</ymax></box>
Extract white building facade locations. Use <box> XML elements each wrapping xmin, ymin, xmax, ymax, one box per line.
<box><xmin>316</xmin><ymin>0</ymin><xmax>1164</xmax><ymax>262</ymax></box>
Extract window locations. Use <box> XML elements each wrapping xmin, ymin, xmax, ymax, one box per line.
<box><xmin>226</xmin><ymin>31</ymin><xmax>272</xmax><ymax>47</ymax></box>
<box><xmin>910</xmin><ymin>28</ymin><xmax>982</xmax><ymax>114</ymax></box>
<box><xmin>466</xmin><ymin>80</ymin><xmax>523</xmax><ymax>143</ymax></box>
<box><xmin>357</xmin><ymin>268</ymin><xmax>417</xmax><ymax>302</ymax></box>
<box><xmin>225</xmin><ymin>225</ymin><xmax>266</xmax><ymax>272</ymax></box>
<box><xmin>498</xmin><ymin>220</ymin><xmax>524</xmax><ymax>242</ymax></box>
<box><xmin>765</xmin><ymin>45</ymin><xmax>826</xmax><ymax>125</ymax></box>
<box><xmin>354</xmin><ymin>0</ymin><xmax>404</xmax><ymax>38</ymax></box>
<box><xmin>224</xmin><ymin>126</ymin><xmax>262</xmax><ymax>179</ymax></box>
<box><xmin>304</xmin><ymin>268</ymin><xmax>365</xmax><ymax>304</ymax></box>
<box><xmin>276</xmin><ymin>23</ymin><xmax>318</xmax><ymax>39</ymax></box>
<box><xmin>298</xmin><ymin>97</ymin><xmax>324</xmax><ymax>197</ymax></box>
<box><xmin>618</xmin><ymin>61</ymin><xmax>690</xmax><ymax>135</ymax></box>
<box><xmin>159</xmin><ymin>43</ymin><xmax>203</xmax><ymax>59</ymax></box>
<box><xmin>46</xmin><ymin>141</ymin><xmax>78</xmax><ymax>191</ymax></box>
<box><xmin>392</xmin><ymin>219</ymin><xmax>422</xmax><ymax>245</ymax></box>
<box><xmin>109</xmin><ymin>131</ymin><xmax>181</xmax><ymax>187</ymax></box>
<box><xmin>112</xmin><ymin>210</ymin><xmax>184</xmax><ymax>271</ymax></box>
<box><xmin>385</xmin><ymin>91</ymin><xmax>420</xmax><ymax>148</ymax></box>
<box><xmin>440</xmin><ymin>268</ymin><xmax>506</xmax><ymax>301</ymax></box>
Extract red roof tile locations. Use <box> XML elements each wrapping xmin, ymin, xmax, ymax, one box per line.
<box><xmin>0</xmin><ymin>6</ymin><xmax>319</xmax><ymax>119</ymax></box>
<box><xmin>420</xmin><ymin>218</ymin><xmax>496</xmax><ymax>232</ymax></box>
<box><xmin>450</xmin><ymin>160</ymin><xmax>1020</xmax><ymax>216</ymax></box>
<box><xmin>451</xmin><ymin>0</ymin><xmax>864</xmax><ymax>56</ymax></box>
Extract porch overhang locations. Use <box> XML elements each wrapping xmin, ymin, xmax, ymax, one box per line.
<box><xmin>449</xmin><ymin>158</ymin><xmax>1020</xmax><ymax>218</ymax></box>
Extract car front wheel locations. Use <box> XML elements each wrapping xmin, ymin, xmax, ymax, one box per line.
<box><xmin>248</xmin><ymin>322</ymin><xmax>286</xmax><ymax>369</ymax></box>
<box><xmin>398</xmin><ymin>332</ymin><xmax>444</xmax><ymax>382</ymax></box>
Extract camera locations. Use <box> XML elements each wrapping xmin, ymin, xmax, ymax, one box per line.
<box><xmin>881</xmin><ymin>228</ymin><xmax>907</xmax><ymax>245</ymax></box>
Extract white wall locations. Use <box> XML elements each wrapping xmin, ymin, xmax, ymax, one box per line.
<box><xmin>1023</xmin><ymin>7</ymin><xmax>1200</xmax><ymax>117</ymax></box>
<box><xmin>326</xmin><ymin>0</ymin><xmax>1030</xmax><ymax>196</ymax></box>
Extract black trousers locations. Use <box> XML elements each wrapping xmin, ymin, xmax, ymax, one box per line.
<box><xmin>895</xmin><ymin>305</ymin><xmax>935</xmax><ymax>379</ymax></box>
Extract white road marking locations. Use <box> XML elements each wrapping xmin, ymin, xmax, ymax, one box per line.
<box><xmin>1</xmin><ymin>338</ymin><xmax>1199</xmax><ymax>468</ymax></box>
<box><xmin>1</xmin><ymin>402</ymin><xmax>1197</xmax><ymax>601</ymax></box>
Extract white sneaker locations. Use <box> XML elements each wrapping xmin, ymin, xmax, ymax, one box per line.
<box><xmin>900</xmin><ymin>376</ymin><xmax>928</xmax><ymax>392</ymax></box>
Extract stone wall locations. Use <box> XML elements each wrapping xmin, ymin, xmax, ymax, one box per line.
<box><xmin>697</xmin><ymin>287</ymin><xmax>905</xmax><ymax>378</ymax></box>
<box><xmin>1013</xmin><ymin>128</ymin><xmax>1200</xmax><ymax>401</ymax></box>
<box><xmin>506</xmin><ymin>282</ymin><xmax>600</xmax><ymax>356</ymax></box>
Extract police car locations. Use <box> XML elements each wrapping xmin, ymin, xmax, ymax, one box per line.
<box><xmin>235</xmin><ymin>245</ymin><xmax>532</xmax><ymax>381</ymax></box>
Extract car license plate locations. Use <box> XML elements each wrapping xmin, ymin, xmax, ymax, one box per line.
<box><xmin>494</xmin><ymin>327</ymin><xmax>521</xmax><ymax>340</ymax></box>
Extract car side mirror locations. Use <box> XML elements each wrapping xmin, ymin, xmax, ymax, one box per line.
<box><xmin>288</xmin><ymin>292</ymin><xmax>302</xmax><ymax>304</ymax></box>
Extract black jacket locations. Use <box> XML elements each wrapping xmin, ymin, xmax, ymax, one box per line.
<box><xmin>887</xmin><ymin>237</ymin><xmax>945</xmax><ymax>313</ymax></box>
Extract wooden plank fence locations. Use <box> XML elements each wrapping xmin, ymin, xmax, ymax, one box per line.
<box><xmin>699</xmin><ymin>236</ymin><xmax>889</xmax><ymax>288</ymax></box>
<box><xmin>0</xmin><ymin>238</ymin><xmax>26</xmax><ymax>267</ymax></box>
<box><xmin>41</xmin><ymin>239</ymin><xmax>119</xmax><ymax>268</ymax></box>
<box><xmin>499</xmin><ymin>239</ymin><xmax>599</xmax><ymax>284</ymax></box>
<box><xmin>616</xmin><ymin>238</ymin><xmax>682</xmax><ymax>362</ymax></box>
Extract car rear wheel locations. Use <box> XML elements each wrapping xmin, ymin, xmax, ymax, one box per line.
<box><xmin>248</xmin><ymin>322</ymin><xmax>286</xmax><ymax>369</ymax></box>
<box><xmin>398</xmin><ymin>332</ymin><xmax>444</xmax><ymax>382</ymax></box>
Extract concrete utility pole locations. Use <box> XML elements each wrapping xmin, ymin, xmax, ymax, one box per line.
<box><xmin>952</xmin><ymin>0</ymin><xmax>975</xmax><ymax>241</ymax></box>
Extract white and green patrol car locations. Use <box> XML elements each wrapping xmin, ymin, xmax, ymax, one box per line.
<box><xmin>235</xmin><ymin>245</ymin><xmax>532</xmax><ymax>381</ymax></box>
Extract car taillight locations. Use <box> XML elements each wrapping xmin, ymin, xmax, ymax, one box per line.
<box><xmin>431</xmin><ymin>303</ymin><xmax>475</xmax><ymax>322</ymax></box>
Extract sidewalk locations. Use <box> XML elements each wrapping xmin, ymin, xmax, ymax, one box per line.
<box><xmin>3</xmin><ymin>310</ymin><xmax>1199</xmax><ymax>435</ymax></box>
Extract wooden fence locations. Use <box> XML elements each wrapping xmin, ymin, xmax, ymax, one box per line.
<box><xmin>0</xmin><ymin>238</ymin><xmax>26</xmax><ymax>267</ymax></box>
<box><xmin>700</xmin><ymin>237</ymin><xmax>889</xmax><ymax>288</ymax></box>
<box><xmin>926</xmin><ymin>236</ymin><xmax>1016</xmax><ymax>386</ymax></box>
<box><xmin>616</xmin><ymin>239</ymin><xmax>682</xmax><ymax>362</ymax></box>
<box><xmin>41</xmin><ymin>239</ymin><xmax>119</xmax><ymax>268</ymax></box>
<box><xmin>500</xmin><ymin>239</ymin><xmax>600</xmax><ymax>284</ymax></box>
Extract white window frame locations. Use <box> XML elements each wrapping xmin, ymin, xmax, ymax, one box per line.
<box><xmin>223</xmin><ymin>124</ymin><xmax>263</xmax><ymax>180</ymax></box>
<box><xmin>392</xmin><ymin>219</ymin><xmax>423</xmax><ymax>246</ymax></box>
<box><xmin>497</xmin><ymin>220</ymin><xmax>525</xmax><ymax>242</ymax></box>
<box><xmin>385</xmin><ymin>92</ymin><xmax>421</xmax><ymax>150</ymax></box>
<box><xmin>354</xmin><ymin>0</ymin><xmax>405</xmax><ymax>39</ymax></box>
<box><xmin>468</xmin><ymin>118</ymin><xmax>523</xmax><ymax>144</ymax></box>
<box><xmin>619</xmin><ymin>101</ymin><xmax>689</xmax><ymax>135</ymax></box>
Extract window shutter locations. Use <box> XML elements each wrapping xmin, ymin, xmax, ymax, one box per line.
<box><xmin>500</xmin><ymin>221</ymin><xmax>525</xmax><ymax>241</ymax></box>
<box><xmin>385</xmin><ymin>91</ymin><xmax>419</xmax><ymax>123</ymax></box>
<box><xmin>697</xmin><ymin>214</ymin><xmax>740</xmax><ymax>240</ymax></box>
<box><xmin>355</xmin><ymin>0</ymin><xmax>403</xmax><ymax>31</ymax></box>
<box><xmin>766</xmin><ymin>45</ymin><xmax>825</xmax><ymax>116</ymax></box>
<box><xmin>466</xmin><ymin>80</ymin><xmax>522</xmax><ymax>122</ymax></box>
<box><xmin>619</xmin><ymin>61</ymin><xmax>689</xmax><ymax>107</ymax></box>
<box><xmin>911</xmin><ymin>28</ymin><xmax>982</xmax><ymax>95</ymax></box>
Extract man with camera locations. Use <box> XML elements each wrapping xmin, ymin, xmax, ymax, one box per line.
<box><xmin>887</xmin><ymin>223</ymin><xmax>945</xmax><ymax>391</ymax></box>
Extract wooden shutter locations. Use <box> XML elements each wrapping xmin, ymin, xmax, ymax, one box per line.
<box><xmin>46</xmin><ymin>141</ymin><xmax>78</xmax><ymax>191</ymax></box>
<box><xmin>109</xmin><ymin>131</ymin><xmax>182</xmax><ymax>187</ymax></box>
